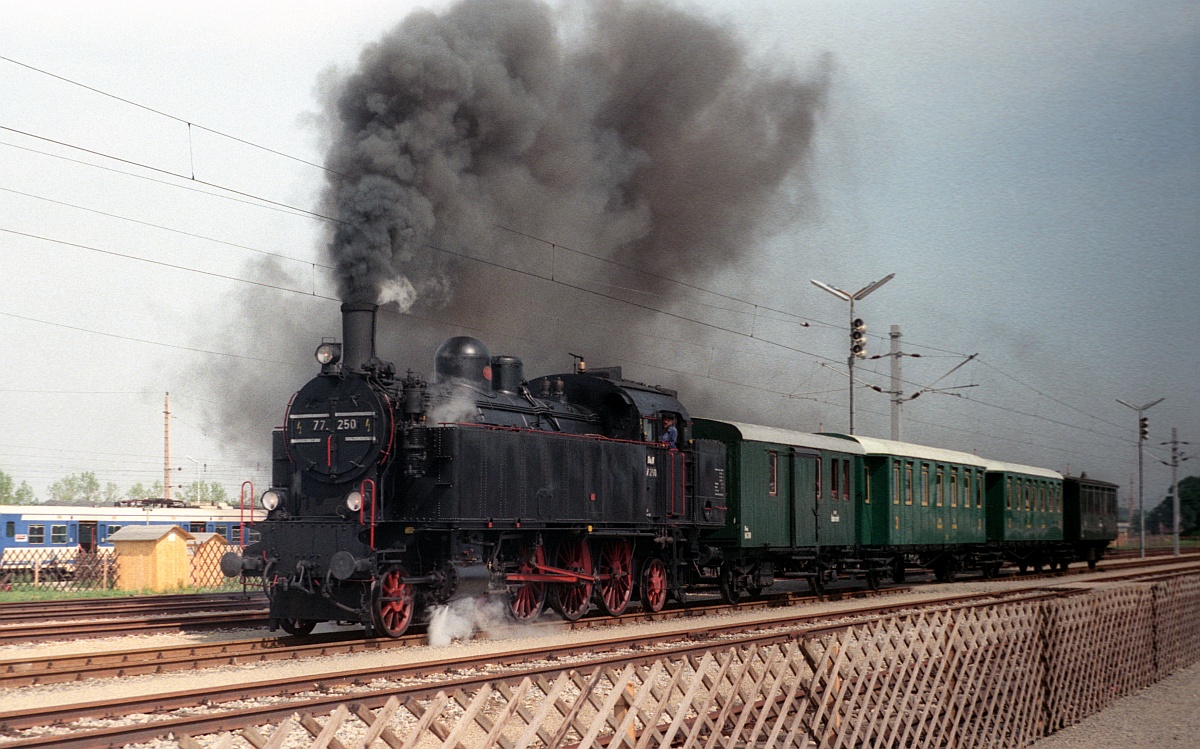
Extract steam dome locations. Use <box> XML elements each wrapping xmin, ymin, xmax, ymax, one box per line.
<box><xmin>435</xmin><ymin>337</ymin><xmax>492</xmax><ymax>383</ymax></box>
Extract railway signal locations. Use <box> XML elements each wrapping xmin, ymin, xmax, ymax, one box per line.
<box><xmin>811</xmin><ymin>273</ymin><xmax>895</xmax><ymax>434</ymax></box>
<box><xmin>851</xmin><ymin>318</ymin><xmax>867</xmax><ymax>358</ymax></box>
<box><xmin>1116</xmin><ymin>397</ymin><xmax>1165</xmax><ymax>558</ymax></box>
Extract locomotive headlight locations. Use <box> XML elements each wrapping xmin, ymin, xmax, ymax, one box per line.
<box><xmin>346</xmin><ymin>491</ymin><xmax>363</xmax><ymax>512</ymax></box>
<box><xmin>315</xmin><ymin>342</ymin><xmax>342</xmax><ymax>365</ymax></box>
<box><xmin>261</xmin><ymin>490</ymin><xmax>283</xmax><ymax>511</ymax></box>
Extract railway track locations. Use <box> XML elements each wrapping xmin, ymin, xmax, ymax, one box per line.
<box><xmin>1</xmin><ymin>559</ymin><xmax>1196</xmax><ymax>749</ymax></box>
<box><xmin>0</xmin><ymin>586</ymin><xmax>892</xmax><ymax>688</ymax></box>
<box><xmin>0</xmin><ymin>551</ymin><xmax>1191</xmax><ymax>646</ymax></box>
<box><xmin>0</xmin><ymin>591</ymin><xmax>265</xmax><ymax>626</ymax></box>
<box><xmin>0</xmin><ymin>595</ymin><xmax>269</xmax><ymax>646</ymax></box>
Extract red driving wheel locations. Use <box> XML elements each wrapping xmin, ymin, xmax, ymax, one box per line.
<box><xmin>595</xmin><ymin>539</ymin><xmax>634</xmax><ymax>616</ymax></box>
<box><xmin>640</xmin><ymin>557</ymin><xmax>668</xmax><ymax>613</ymax></box>
<box><xmin>372</xmin><ymin>565</ymin><xmax>415</xmax><ymax>638</ymax></box>
<box><xmin>549</xmin><ymin>538</ymin><xmax>593</xmax><ymax>621</ymax></box>
<box><xmin>508</xmin><ymin>544</ymin><xmax>547</xmax><ymax>622</ymax></box>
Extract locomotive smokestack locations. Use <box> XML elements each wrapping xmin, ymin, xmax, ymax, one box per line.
<box><xmin>341</xmin><ymin>302</ymin><xmax>377</xmax><ymax>372</ymax></box>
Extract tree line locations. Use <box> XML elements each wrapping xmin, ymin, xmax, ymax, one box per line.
<box><xmin>0</xmin><ymin>469</ymin><xmax>229</xmax><ymax>506</ymax></box>
<box><xmin>1142</xmin><ymin>476</ymin><xmax>1200</xmax><ymax>536</ymax></box>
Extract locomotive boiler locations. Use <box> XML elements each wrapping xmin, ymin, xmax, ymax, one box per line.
<box><xmin>223</xmin><ymin>303</ymin><xmax>729</xmax><ymax>636</ymax></box>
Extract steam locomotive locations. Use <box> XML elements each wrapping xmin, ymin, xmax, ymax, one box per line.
<box><xmin>223</xmin><ymin>303</ymin><xmax>729</xmax><ymax>635</ymax></box>
<box><xmin>223</xmin><ymin>304</ymin><xmax>1117</xmax><ymax>636</ymax></box>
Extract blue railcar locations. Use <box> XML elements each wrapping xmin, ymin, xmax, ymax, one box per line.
<box><xmin>1</xmin><ymin>503</ymin><xmax>261</xmax><ymax>572</ymax></box>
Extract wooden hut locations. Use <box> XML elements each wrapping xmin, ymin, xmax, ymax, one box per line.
<box><xmin>108</xmin><ymin>525</ymin><xmax>194</xmax><ymax>592</ymax></box>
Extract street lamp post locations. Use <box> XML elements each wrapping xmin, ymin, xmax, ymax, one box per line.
<box><xmin>811</xmin><ymin>274</ymin><xmax>895</xmax><ymax>434</ymax></box>
<box><xmin>1116</xmin><ymin>397</ymin><xmax>1164</xmax><ymax>558</ymax></box>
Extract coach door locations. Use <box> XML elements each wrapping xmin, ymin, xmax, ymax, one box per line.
<box><xmin>78</xmin><ymin>522</ymin><xmax>97</xmax><ymax>552</ymax></box>
<box><xmin>818</xmin><ymin>453</ymin><xmax>856</xmax><ymax>547</ymax></box>
<box><xmin>792</xmin><ymin>451</ymin><xmax>819</xmax><ymax>547</ymax></box>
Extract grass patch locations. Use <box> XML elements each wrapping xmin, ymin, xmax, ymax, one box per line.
<box><xmin>0</xmin><ymin>584</ymin><xmax>253</xmax><ymax>603</ymax></box>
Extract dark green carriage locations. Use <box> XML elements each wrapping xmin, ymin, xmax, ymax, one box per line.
<box><xmin>825</xmin><ymin>435</ymin><xmax>988</xmax><ymax>547</ymax></box>
<box><xmin>693</xmin><ymin>420</ymin><xmax>861</xmax><ymax>552</ymax></box>
<box><xmin>982</xmin><ymin>460</ymin><xmax>1064</xmax><ymax>544</ymax></box>
<box><xmin>1062</xmin><ymin>474</ymin><xmax>1117</xmax><ymax>568</ymax></box>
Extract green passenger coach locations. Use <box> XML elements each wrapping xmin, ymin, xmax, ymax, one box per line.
<box><xmin>692</xmin><ymin>419</ymin><xmax>865</xmax><ymax>595</ymax></box>
<box><xmin>1062</xmin><ymin>474</ymin><xmax>1118</xmax><ymax>568</ymax></box>
<box><xmin>982</xmin><ymin>460</ymin><xmax>1066</xmax><ymax>571</ymax></box>
<box><xmin>687</xmin><ymin>420</ymin><xmax>1112</xmax><ymax>597</ymax></box>
<box><xmin>822</xmin><ymin>435</ymin><xmax>994</xmax><ymax>581</ymax></box>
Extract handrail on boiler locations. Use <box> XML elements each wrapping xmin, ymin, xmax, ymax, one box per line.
<box><xmin>360</xmin><ymin>479</ymin><xmax>377</xmax><ymax>550</ymax></box>
<box><xmin>239</xmin><ymin>481</ymin><xmax>254</xmax><ymax>550</ymax></box>
<box><xmin>668</xmin><ymin>449</ymin><xmax>687</xmax><ymax>519</ymax></box>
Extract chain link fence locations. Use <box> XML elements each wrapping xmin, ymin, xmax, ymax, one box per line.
<box><xmin>0</xmin><ymin>541</ymin><xmax>244</xmax><ymax>594</ymax></box>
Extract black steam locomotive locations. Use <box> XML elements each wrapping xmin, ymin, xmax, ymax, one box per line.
<box><xmin>224</xmin><ymin>303</ymin><xmax>729</xmax><ymax>636</ymax></box>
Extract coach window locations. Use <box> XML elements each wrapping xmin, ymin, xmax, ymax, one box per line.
<box><xmin>842</xmin><ymin>460</ymin><xmax>850</xmax><ymax>501</ymax></box>
<box><xmin>1025</xmin><ymin>483</ymin><xmax>1033</xmax><ymax>511</ymax></box>
<box><xmin>4</xmin><ymin>521</ymin><xmax>13</xmax><ymax>538</ymax></box>
<box><xmin>892</xmin><ymin>464</ymin><xmax>900</xmax><ymax>505</ymax></box>
<box><xmin>28</xmin><ymin>524</ymin><xmax>45</xmax><ymax>544</ymax></box>
<box><xmin>216</xmin><ymin>525</ymin><xmax>228</xmax><ymax>541</ymax></box>
<box><xmin>831</xmin><ymin>458</ymin><xmax>840</xmax><ymax>500</ymax></box>
<box><xmin>51</xmin><ymin>525</ymin><xmax>67</xmax><ymax>544</ymax></box>
<box><xmin>935</xmin><ymin>468</ymin><xmax>944</xmax><ymax>507</ymax></box>
<box><xmin>905</xmin><ymin>463</ymin><xmax>914</xmax><ymax>505</ymax></box>
<box><xmin>964</xmin><ymin>472</ymin><xmax>971</xmax><ymax>508</ymax></box>
<box><xmin>768</xmin><ymin>451</ymin><xmax>778</xmax><ymax>496</ymax></box>
<box><xmin>950</xmin><ymin>471</ymin><xmax>958</xmax><ymax>508</ymax></box>
<box><xmin>189</xmin><ymin>522</ymin><xmax>207</xmax><ymax>533</ymax></box>
<box><xmin>920</xmin><ymin>465</ymin><xmax>929</xmax><ymax>506</ymax></box>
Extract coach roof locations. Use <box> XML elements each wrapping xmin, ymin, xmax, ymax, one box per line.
<box><xmin>823</xmin><ymin>434</ymin><xmax>989</xmax><ymax>469</ymax></box>
<box><xmin>978</xmin><ymin>459</ymin><xmax>1063</xmax><ymax>480</ymax></box>
<box><xmin>718</xmin><ymin>421</ymin><xmax>866</xmax><ymax>453</ymax></box>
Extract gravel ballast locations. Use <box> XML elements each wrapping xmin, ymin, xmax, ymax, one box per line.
<box><xmin>1029</xmin><ymin>659</ymin><xmax>1200</xmax><ymax>749</ymax></box>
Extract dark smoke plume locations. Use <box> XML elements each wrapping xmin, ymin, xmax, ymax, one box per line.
<box><xmin>320</xmin><ymin>0</ymin><xmax>828</xmax><ymax>311</ymax></box>
<box><xmin>198</xmin><ymin>0</ymin><xmax>830</xmax><ymax>467</ymax></box>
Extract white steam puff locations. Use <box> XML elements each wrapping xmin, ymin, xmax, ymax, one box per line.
<box><xmin>427</xmin><ymin>390</ymin><xmax>481</xmax><ymax>425</ymax></box>
<box><xmin>376</xmin><ymin>277</ymin><xmax>418</xmax><ymax>311</ymax></box>
<box><xmin>427</xmin><ymin>596</ymin><xmax>525</xmax><ymax>646</ymax></box>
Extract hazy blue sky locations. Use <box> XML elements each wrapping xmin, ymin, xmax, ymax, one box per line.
<box><xmin>1</xmin><ymin>1</ymin><xmax>1196</xmax><ymax>518</ymax></box>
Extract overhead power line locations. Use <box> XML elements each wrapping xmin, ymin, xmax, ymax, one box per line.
<box><xmin>0</xmin><ymin>54</ymin><xmax>340</xmax><ymax>177</ymax></box>
<box><xmin>0</xmin><ymin>308</ymin><xmax>305</xmax><ymax>366</ymax></box>
<box><xmin>0</xmin><ymin>186</ymin><xmax>333</xmax><ymax>271</ymax></box>
<box><xmin>0</xmin><ymin>125</ymin><xmax>342</xmax><ymax>224</ymax></box>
